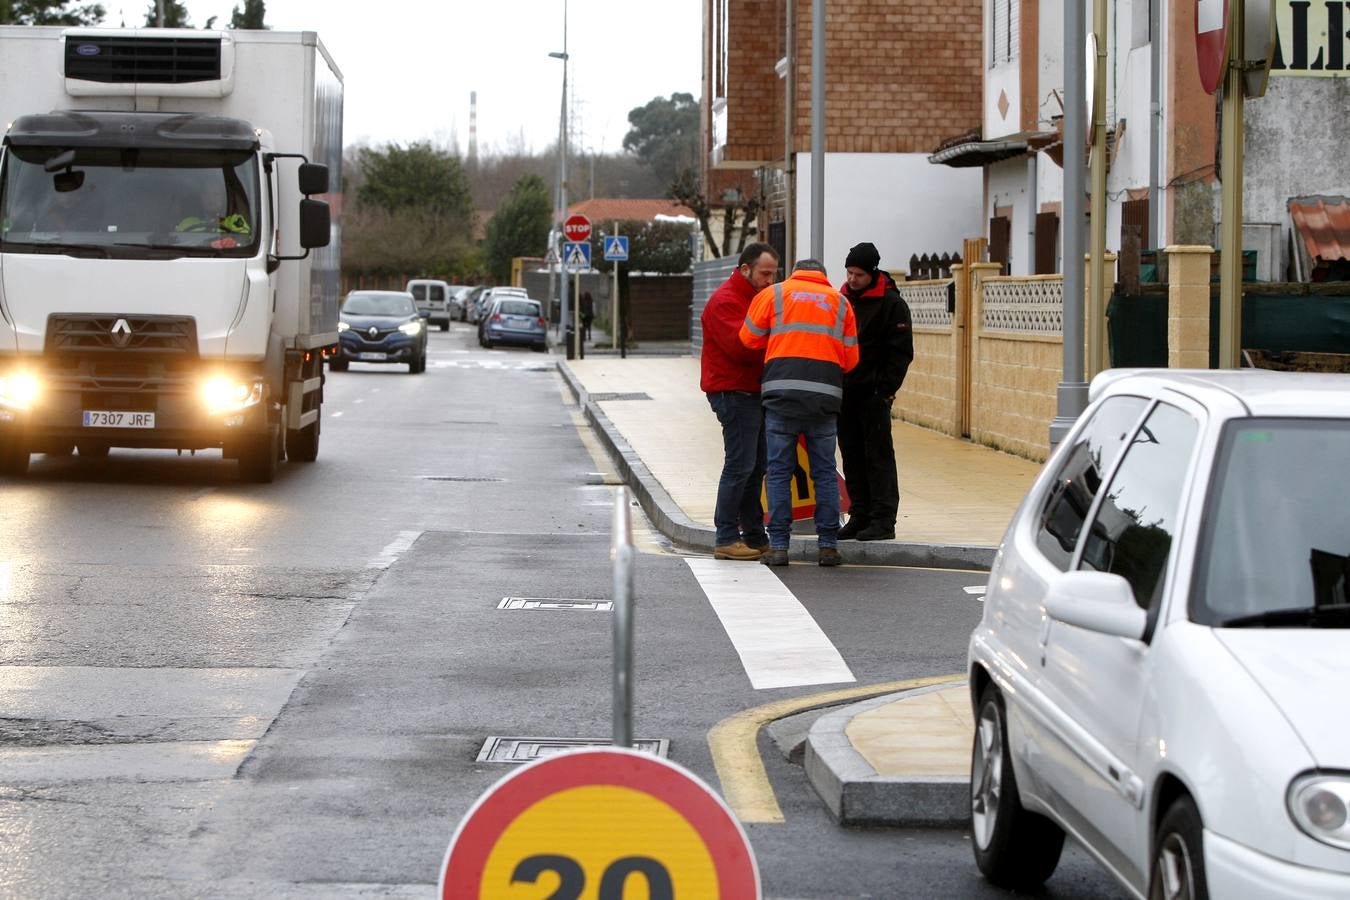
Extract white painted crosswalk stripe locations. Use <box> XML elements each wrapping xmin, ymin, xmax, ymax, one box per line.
<box><xmin>685</xmin><ymin>558</ymin><xmax>855</xmax><ymax>690</ymax></box>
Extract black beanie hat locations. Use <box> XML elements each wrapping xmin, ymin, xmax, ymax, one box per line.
<box><xmin>845</xmin><ymin>242</ymin><xmax>881</xmax><ymax>273</ymax></box>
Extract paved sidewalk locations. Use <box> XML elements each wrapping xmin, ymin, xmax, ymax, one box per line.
<box><xmin>558</xmin><ymin>355</ymin><xmax>1035</xmax><ymax>827</ymax></box>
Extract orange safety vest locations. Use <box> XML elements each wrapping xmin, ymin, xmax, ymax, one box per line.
<box><xmin>739</xmin><ymin>268</ymin><xmax>859</xmax><ymax>419</ymax></box>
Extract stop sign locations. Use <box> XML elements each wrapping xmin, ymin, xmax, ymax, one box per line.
<box><xmin>564</xmin><ymin>214</ymin><xmax>592</xmax><ymax>243</ymax></box>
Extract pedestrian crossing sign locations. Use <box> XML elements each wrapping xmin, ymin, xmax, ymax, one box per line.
<box><xmin>563</xmin><ymin>240</ymin><xmax>591</xmax><ymax>271</ymax></box>
<box><xmin>602</xmin><ymin>235</ymin><xmax>629</xmax><ymax>261</ymax></box>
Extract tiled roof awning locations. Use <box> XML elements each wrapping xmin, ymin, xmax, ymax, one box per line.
<box><xmin>928</xmin><ymin>137</ymin><xmax>1028</xmax><ymax>168</ymax></box>
<box><xmin>1289</xmin><ymin>196</ymin><xmax>1350</xmax><ymax>263</ymax></box>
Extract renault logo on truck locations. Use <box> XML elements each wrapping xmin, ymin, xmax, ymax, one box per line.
<box><xmin>110</xmin><ymin>318</ymin><xmax>132</xmax><ymax>348</ymax></box>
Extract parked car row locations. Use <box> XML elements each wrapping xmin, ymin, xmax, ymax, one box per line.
<box><xmin>477</xmin><ymin>295</ymin><xmax>547</xmax><ymax>352</ymax></box>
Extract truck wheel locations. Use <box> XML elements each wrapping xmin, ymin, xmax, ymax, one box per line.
<box><xmin>971</xmin><ymin>683</ymin><xmax>1065</xmax><ymax>889</ymax></box>
<box><xmin>0</xmin><ymin>433</ymin><xmax>29</xmax><ymax>477</ymax></box>
<box><xmin>77</xmin><ymin>442</ymin><xmax>109</xmax><ymax>458</ymax></box>
<box><xmin>286</xmin><ymin>409</ymin><xmax>320</xmax><ymax>462</ymax></box>
<box><xmin>239</xmin><ymin>425</ymin><xmax>279</xmax><ymax>483</ymax></box>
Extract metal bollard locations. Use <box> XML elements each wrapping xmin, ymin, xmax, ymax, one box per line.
<box><xmin>610</xmin><ymin>486</ymin><xmax>634</xmax><ymax>748</ymax></box>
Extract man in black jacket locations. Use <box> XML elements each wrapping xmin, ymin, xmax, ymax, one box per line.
<box><xmin>837</xmin><ymin>242</ymin><xmax>914</xmax><ymax>541</ymax></box>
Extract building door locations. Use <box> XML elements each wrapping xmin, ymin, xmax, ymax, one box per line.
<box><xmin>989</xmin><ymin>216</ymin><xmax>1012</xmax><ymax>275</ymax></box>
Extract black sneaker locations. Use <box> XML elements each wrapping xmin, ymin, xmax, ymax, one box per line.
<box><xmin>759</xmin><ymin>548</ymin><xmax>789</xmax><ymax>567</ymax></box>
<box><xmin>856</xmin><ymin>524</ymin><xmax>896</xmax><ymax>541</ymax></box>
<box><xmin>837</xmin><ymin>517</ymin><xmax>870</xmax><ymax>540</ymax></box>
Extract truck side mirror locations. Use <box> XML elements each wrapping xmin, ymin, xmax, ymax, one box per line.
<box><xmin>298</xmin><ymin>163</ymin><xmax>329</xmax><ymax>196</ymax></box>
<box><xmin>299</xmin><ymin>199</ymin><xmax>330</xmax><ymax>249</ymax></box>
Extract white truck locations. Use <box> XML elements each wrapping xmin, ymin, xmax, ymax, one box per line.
<box><xmin>0</xmin><ymin>27</ymin><xmax>342</xmax><ymax>481</ymax></box>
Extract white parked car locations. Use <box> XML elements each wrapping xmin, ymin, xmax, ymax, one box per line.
<box><xmin>967</xmin><ymin>369</ymin><xmax>1350</xmax><ymax>899</ymax></box>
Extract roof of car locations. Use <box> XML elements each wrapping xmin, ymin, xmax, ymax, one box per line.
<box><xmin>346</xmin><ymin>290</ymin><xmax>413</xmax><ymax>299</ymax></box>
<box><xmin>1092</xmin><ymin>369</ymin><xmax>1350</xmax><ymax>417</ymax></box>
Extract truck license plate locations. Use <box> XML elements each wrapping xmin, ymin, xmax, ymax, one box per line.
<box><xmin>83</xmin><ymin>411</ymin><xmax>155</xmax><ymax>429</ymax></box>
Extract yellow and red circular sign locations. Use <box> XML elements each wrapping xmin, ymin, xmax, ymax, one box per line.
<box><xmin>440</xmin><ymin>748</ymin><xmax>760</xmax><ymax>898</ymax></box>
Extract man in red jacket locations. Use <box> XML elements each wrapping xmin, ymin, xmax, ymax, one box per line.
<box><xmin>700</xmin><ymin>242</ymin><xmax>780</xmax><ymax>560</ymax></box>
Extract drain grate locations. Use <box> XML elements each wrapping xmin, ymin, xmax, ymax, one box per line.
<box><xmin>419</xmin><ymin>475</ymin><xmax>504</xmax><ymax>482</ymax></box>
<box><xmin>497</xmin><ymin>597</ymin><xmax>612</xmax><ymax>611</ymax></box>
<box><xmin>478</xmin><ymin>736</ymin><xmax>670</xmax><ymax>763</ymax></box>
<box><xmin>590</xmin><ymin>392</ymin><xmax>652</xmax><ymax>402</ymax></box>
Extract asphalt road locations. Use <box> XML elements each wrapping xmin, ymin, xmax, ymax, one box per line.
<box><xmin>0</xmin><ymin>323</ymin><xmax>1123</xmax><ymax>898</ymax></box>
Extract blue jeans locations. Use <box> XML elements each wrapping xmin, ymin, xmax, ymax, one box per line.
<box><xmin>764</xmin><ymin>411</ymin><xmax>840</xmax><ymax>549</ymax></box>
<box><xmin>707</xmin><ymin>391</ymin><xmax>767</xmax><ymax>547</ymax></box>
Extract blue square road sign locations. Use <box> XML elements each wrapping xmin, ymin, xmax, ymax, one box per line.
<box><xmin>563</xmin><ymin>241</ymin><xmax>591</xmax><ymax>271</ymax></box>
<box><xmin>603</xmin><ymin>235</ymin><xmax>630</xmax><ymax>261</ymax></box>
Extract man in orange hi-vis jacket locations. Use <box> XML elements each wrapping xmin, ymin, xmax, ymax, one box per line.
<box><xmin>739</xmin><ymin>259</ymin><xmax>859</xmax><ymax>567</ymax></box>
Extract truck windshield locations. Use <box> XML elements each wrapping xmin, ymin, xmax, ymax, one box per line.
<box><xmin>0</xmin><ymin>145</ymin><xmax>260</xmax><ymax>258</ymax></box>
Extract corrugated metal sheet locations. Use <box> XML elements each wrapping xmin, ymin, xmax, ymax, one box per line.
<box><xmin>1290</xmin><ymin>196</ymin><xmax>1350</xmax><ymax>263</ymax></box>
<box><xmin>689</xmin><ymin>257</ymin><xmax>737</xmax><ymax>358</ymax></box>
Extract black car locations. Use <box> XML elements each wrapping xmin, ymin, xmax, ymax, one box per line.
<box><xmin>330</xmin><ymin>291</ymin><xmax>428</xmax><ymax>374</ymax></box>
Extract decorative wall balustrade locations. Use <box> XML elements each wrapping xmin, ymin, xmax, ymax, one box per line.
<box><xmin>982</xmin><ymin>277</ymin><xmax>1064</xmax><ymax>335</ymax></box>
<box><xmin>899</xmin><ymin>279</ymin><xmax>954</xmax><ymax>328</ymax></box>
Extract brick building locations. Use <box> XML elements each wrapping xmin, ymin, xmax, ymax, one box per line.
<box><xmin>702</xmin><ymin>0</ymin><xmax>985</xmax><ymax>276</ymax></box>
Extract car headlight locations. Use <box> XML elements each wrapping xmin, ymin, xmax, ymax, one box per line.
<box><xmin>399</xmin><ymin>320</ymin><xmax>423</xmax><ymax>336</ymax></box>
<box><xmin>0</xmin><ymin>371</ymin><xmax>40</xmax><ymax>410</ymax></box>
<box><xmin>202</xmin><ymin>377</ymin><xmax>265</xmax><ymax>415</ymax></box>
<box><xmin>1289</xmin><ymin>773</ymin><xmax>1350</xmax><ymax>849</ymax></box>
<box><xmin>337</xmin><ymin>321</ymin><xmax>350</xmax><ymax>332</ymax></box>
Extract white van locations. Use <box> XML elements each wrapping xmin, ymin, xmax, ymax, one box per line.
<box><xmin>405</xmin><ymin>279</ymin><xmax>452</xmax><ymax>331</ymax></box>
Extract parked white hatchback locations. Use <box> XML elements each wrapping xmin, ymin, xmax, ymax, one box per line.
<box><xmin>967</xmin><ymin>369</ymin><xmax>1350</xmax><ymax>899</ymax></box>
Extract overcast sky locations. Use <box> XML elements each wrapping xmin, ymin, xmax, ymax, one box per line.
<box><xmin>116</xmin><ymin>1</ymin><xmax>702</xmax><ymax>156</ymax></box>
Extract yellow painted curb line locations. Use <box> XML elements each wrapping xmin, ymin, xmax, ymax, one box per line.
<box><xmin>707</xmin><ymin>674</ymin><xmax>966</xmax><ymax>824</ymax></box>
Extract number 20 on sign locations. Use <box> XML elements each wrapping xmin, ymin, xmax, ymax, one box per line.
<box><xmin>439</xmin><ymin>748</ymin><xmax>760</xmax><ymax>898</ymax></box>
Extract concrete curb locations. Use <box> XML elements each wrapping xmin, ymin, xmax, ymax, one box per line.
<box><xmin>558</xmin><ymin>360</ymin><xmax>997</xmax><ymax>570</ymax></box>
<box><xmin>804</xmin><ymin>683</ymin><xmax>971</xmax><ymax>828</ymax></box>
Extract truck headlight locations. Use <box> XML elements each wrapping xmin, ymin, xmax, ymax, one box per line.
<box><xmin>337</xmin><ymin>321</ymin><xmax>350</xmax><ymax>332</ymax></box>
<box><xmin>399</xmin><ymin>320</ymin><xmax>423</xmax><ymax>336</ymax></box>
<box><xmin>1289</xmin><ymin>773</ymin><xmax>1350</xmax><ymax>849</ymax></box>
<box><xmin>0</xmin><ymin>371</ymin><xmax>40</xmax><ymax>410</ymax></box>
<box><xmin>202</xmin><ymin>377</ymin><xmax>265</xmax><ymax>415</ymax></box>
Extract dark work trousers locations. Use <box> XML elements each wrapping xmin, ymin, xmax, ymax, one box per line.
<box><xmin>837</xmin><ymin>394</ymin><xmax>899</xmax><ymax>528</ymax></box>
<box><xmin>707</xmin><ymin>391</ymin><xmax>768</xmax><ymax>547</ymax></box>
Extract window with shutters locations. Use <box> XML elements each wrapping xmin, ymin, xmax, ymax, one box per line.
<box><xmin>989</xmin><ymin>0</ymin><xmax>1020</xmax><ymax>68</ymax></box>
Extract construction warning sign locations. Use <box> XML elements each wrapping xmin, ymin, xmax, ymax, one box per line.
<box><xmin>761</xmin><ymin>436</ymin><xmax>851</xmax><ymax>521</ymax></box>
<box><xmin>440</xmin><ymin>748</ymin><xmax>760</xmax><ymax>898</ymax></box>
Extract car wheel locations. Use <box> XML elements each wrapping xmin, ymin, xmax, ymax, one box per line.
<box><xmin>1150</xmin><ymin>797</ymin><xmax>1208</xmax><ymax>900</ymax></box>
<box><xmin>329</xmin><ymin>357</ymin><xmax>348</xmax><ymax>372</ymax></box>
<box><xmin>439</xmin><ymin>321</ymin><xmax>449</xmax><ymax>332</ymax></box>
<box><xmin>971</xmin><ymin>683</ymin><xmax>1065</xmax><ymax>889</ymax></box>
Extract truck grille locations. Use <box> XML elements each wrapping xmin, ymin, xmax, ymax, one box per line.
<box><xmin>46</xmin><ymin>314</ymin><xmax>198</xmax><ymax>357</ymax></box>
<box><xmin>64</xmin><ymin>36</ymin><xmax>222</xmax><ymax>85</ymax></box>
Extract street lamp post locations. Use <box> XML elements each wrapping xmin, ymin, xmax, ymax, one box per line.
<box><xmin>550</xmin><ymin>8</ymin><xmax>573</xmax><ymax>358</ymax></box>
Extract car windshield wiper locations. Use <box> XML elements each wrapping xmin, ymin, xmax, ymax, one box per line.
<box><xmin>1220</xmin><ymin>603</ymin><xmax>1350</xmax><ymax>628</ymax></box>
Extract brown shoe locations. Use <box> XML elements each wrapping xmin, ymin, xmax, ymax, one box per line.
<box><xmin>759</xmin><ymin>548</ymin><xmax>789</xmax><ymax>567</ymax></box>
<box><xmin>714</xmin><ymin>540</ymin><xmax>763</xmax><ymax>561</ymax></box>
<box><xmin>818</xmin><ymin>547</ymin><xmax>842</xmax><ymax>567</ymax></box>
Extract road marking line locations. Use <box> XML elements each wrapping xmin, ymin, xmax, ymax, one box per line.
<box><xmin>367</xmin><ymin>530</ymin><xmax>422</xmax><ymax>569</ymax></box>
<box><xmin>708</xmin><ymin>674</ymin><xmax>966</xmax><ymax>823</ymax></box>
<box><xmin>331</xmin><ymin>411</ymin><xmax>344</xmax><ymax>418</ymax></box>
<box><xmin>963</xmin><ymin>585</ymin><xmax>987</xmax><ymax>595</ymax></box>
<box><xmin>685</xmin><ymin>558</ymin><xmax>855</xmax><ymax>690</ymax></box>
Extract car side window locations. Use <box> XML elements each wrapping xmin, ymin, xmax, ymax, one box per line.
<box><xmin>1077</xmin><ymin>401</ymin><xmax>1199</xmax><ymax>613</ymax></box>
<box><xmin>1035</xmin><ymin>396</ymin><xmax>1149</xmax><ymax>570</ymax></box>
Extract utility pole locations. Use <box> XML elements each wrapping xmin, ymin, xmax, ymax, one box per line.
<box><xmin>550</xmin><ymin>0</ymin><xmax>572</xmax><ymax>359</ymax></box>
<box><xmin>1218</xmin><ymin>0</ymin><xmax>1245</xmax><ymax>368</ymax></box>
<box><xmin>809</xmin><ymin>0</ymin><xmax>825</xmax><ymax>262</ymax></box>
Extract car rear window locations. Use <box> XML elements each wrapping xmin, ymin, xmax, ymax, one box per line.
<box><xmin>498</xmin><ymin>300</ymin><xmax>540</xmax><ymax>316</ymax></box>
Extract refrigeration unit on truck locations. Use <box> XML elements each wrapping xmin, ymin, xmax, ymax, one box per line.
<box><xmin>0</xmin><ymin>27</ymin><xmax>343</xmax><ymax>481</ymax></box>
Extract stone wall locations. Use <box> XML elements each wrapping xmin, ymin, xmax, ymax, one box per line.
<box><xmin>969</xmin><ymin>333</ymin><xmax>1061</xmax><ymax>461</ymax></box>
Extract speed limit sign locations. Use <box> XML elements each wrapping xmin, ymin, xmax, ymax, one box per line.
<box><xmin>440</xmin><ymin>748</ymin><xmax>760</xmax><ymax>898</ymax></box>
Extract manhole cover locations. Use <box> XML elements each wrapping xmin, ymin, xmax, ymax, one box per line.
<box><xmin>498</xmin><ymin>597</ymin><xmax>613</xmax><ymax>611</ymax></box>
<box><xmin>478</xmin><ymin>736</ymin><xmax>670</xmax><ymax>763</ymax></box>
<box><xmin>419</xmin><ymin>476</ymin><xmax>504</xmax><ymax>482</ymax></box>
<box><xmin>590</xmin><ymin>392</ymin><xmax>652</xmax><ymax>401</ymax></box>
